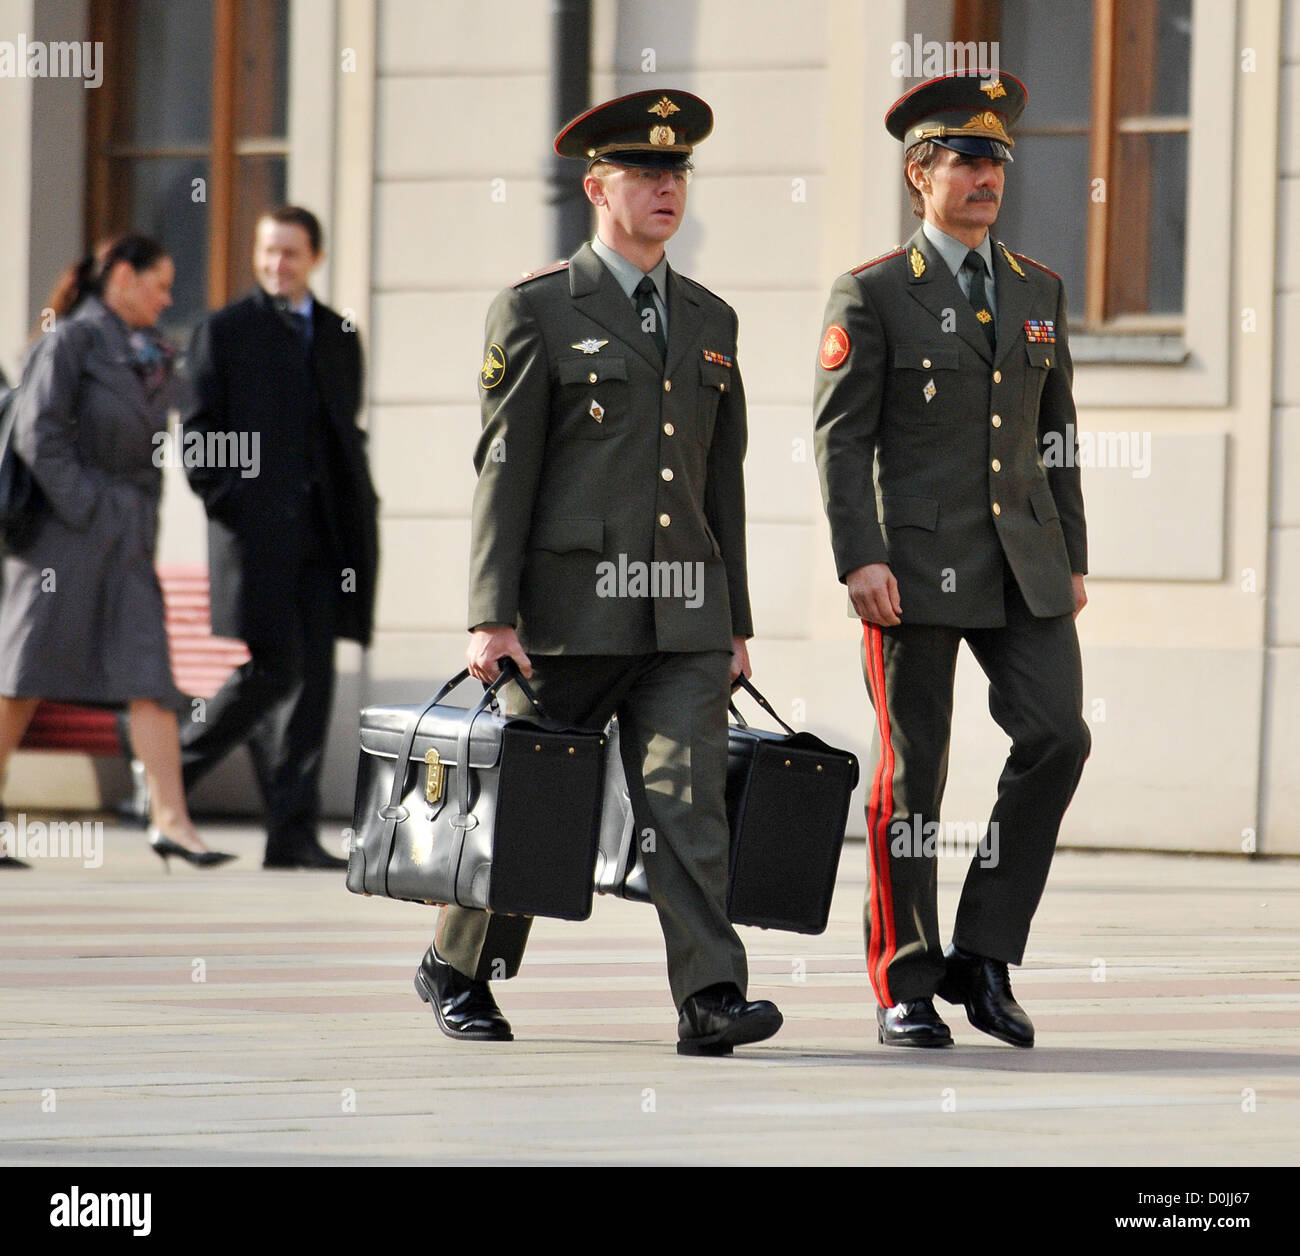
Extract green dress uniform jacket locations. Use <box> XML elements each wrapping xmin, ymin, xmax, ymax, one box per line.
<box><xmin>813</xmin><ymin>225</ymin><xmax>1086</xmax><ymax>624</ymax></box>
<box><xmin>468</xmin><ymin>242</ymin><xmax>752</xmax><ymax>652</ymax></box>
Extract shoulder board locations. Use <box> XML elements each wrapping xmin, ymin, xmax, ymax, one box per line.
<box><xmin>512</xmin><ymin>259</ymin><xmax>569</xmax><ymax>287</ymax></box>
<box><xmin>851</xmin><ymin>247</ymin><xmax>903</xmax><ymax>275</ymax></box>
<box><xmin>1008</xmin><ymin>249</ymin><xmax>1059</xmax><ymax>280</ymax></box>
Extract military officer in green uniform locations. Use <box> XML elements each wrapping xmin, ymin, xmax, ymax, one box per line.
<box><xmin>415</xmin><ymin>90</ymin><xmax>782</xmax><ymax>1056</ymax></box>
<box><xmin>813</xmin><ymin>72</ymin><xmax>1090</xmax><ymax>1048</ymax></box>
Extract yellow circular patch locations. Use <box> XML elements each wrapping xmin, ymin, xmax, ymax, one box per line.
<box><xmin>480</xmin><ymin>343</ymin><xmax>506</xmax><ymax>389</ymax></box>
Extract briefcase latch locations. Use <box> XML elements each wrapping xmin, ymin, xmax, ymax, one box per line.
<box><xmin>424</xmin><ymin>748</ymin><xmax>445</xmax><ymax>804</ymax></box>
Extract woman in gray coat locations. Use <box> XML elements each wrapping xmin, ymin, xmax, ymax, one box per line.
<box><xmin>0</xmin><ymin>236</ymin><xmax>233</xmax><ymax>869</ymax></box>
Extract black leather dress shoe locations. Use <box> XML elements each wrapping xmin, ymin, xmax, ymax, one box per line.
<box><xmin>677</xmin><ymin>984</ymin><xmax>783</xmax><ymax>1056</ymax></box>
<box><xmin>414</xmin><ymin>947</ymin><xmax>513</xmax><ymax>1042</ymax></box>
<box><xmin>936</xmin><ymin>944</ymin><xmax>1034</xmax><ymax>1047</ymax></box>
<box><xmin>263</xmin><ymin>843</ymin><xmax>348</xmax><ymax>870</ymax></box>
<box><xmin>876</xmin><ymin>998</ymin><xmax>953</xmax><ymax>1047</ymax></box>
<box><xmin>0</xmin><ymin>855</ymin><xmax>31</xmax><ymax>869</ymax></box>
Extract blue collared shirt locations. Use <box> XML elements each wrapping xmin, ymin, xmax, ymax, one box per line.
<box><xmin>591</xmin><ymin>235</ymin><xmax>668</xmax><ymax>338</ymax></box>
<box><xmin>922</xmin><ymin>221</ymin><xmax>996</xmax><ymax>320</ymax></box>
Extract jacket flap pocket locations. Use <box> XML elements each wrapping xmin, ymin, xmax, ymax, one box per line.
<box><xmin>1030</xmin><ymin>488</ymin><xmax>1060</xmax><ymax>524</ymax></box>
<box><xmin>557</xmin><ymin>355</ymin><xmax>629</xmax><ymax>385</ymax></box>
<box><xmin>882</xmin><ymin>495</ymin><xmax>939</xmax><ymax>531</ymax></box>
<box><xmin>699</xmin><ymin>360</ymin><xmax>731</xmax><ymax>392</ymax></box>
<box><xmin>893</xmin><ymin>344</ymin><xmax>959</xmax><ymax>371</ymax></box>
<box><xmin>530</xmin><ymin>516</ymin><xmax>604</xmax><ymax>553</ymax></box>
<box><xmin>1026</xmin><ymin>344</ymin><xmax>1055</xmax><ymax>369</ymax></box>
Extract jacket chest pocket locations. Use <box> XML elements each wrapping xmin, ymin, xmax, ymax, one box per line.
<box><xmin>696</xmin><ymin>359</ymin><xmax>732</xmax><ymax>447</ymax></box>
<box><xmin>555</xmin><ymin>355</ymin><xmax>629</xmax><ymax>439</ymax></box>
<box><xmin>1024</xmin><ymin>342</ymin><xmax>1054</xmax><ymax>410</ymax></box>
<box><xmin>891</xmin><ymin>344</ymin><xmax>959</xmax><ymax>421</ymax></box>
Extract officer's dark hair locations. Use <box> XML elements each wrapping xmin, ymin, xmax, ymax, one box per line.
<box><xmin>903</xmin><ymin>141</ymin><xmax>944</xmax><ymax>218</ymax></box>
<box><xmin>38</xmin><ymin>233</ymin><xmax>168</xmax><ymax>330</ymax></box>
<box><xmin>260</xmin><ymin>205</ymin><xmax>324</xmax><ymax>255</ymax></box>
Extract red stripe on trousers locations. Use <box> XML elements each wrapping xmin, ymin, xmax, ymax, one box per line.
<box><xmin>862</xmin><ymin>622</ymin><xmax>896</xmax><ymax>1007</ymax></box>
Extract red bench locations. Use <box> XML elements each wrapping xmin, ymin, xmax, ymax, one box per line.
<box><xmin>19</xmin><ymin>564</ymin><xmax>250</xmax><ymax>755</ymax></box>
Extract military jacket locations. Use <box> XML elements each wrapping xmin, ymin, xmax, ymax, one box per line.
<box><xmin>813</xmin><ymin>225</ymin><xmax>1087</xmax><ymax>627</ymax></box>
<box><xmin>468</xmin><ymin>242</ymin><xmax>752</xmax><ymax>654</ymax></box>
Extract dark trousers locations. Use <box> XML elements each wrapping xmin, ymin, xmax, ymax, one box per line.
<box><xmin>860</xmin><ymin>577</ymin><xmax>1090</xmax><ymax>1006</ymax></box>
<box><xmin>181</xmin><ymin>544</ymin><xmax>340</xmax><ymax>854</ymax></box>
<box><xmin>432</xmin><ymin>651</ymin><xmax>749</xmax><ymax>1010</ymax></box>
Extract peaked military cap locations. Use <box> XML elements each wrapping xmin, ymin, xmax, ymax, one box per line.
<box><xmin>555</xmin><ymin>89</ymin><xmax>713</xmax><ymax>169</ymax></box>
<box><xmin>885</xmin><ymin>71</ymin><xmax>1027</xmax><ymax>162</ymax></box>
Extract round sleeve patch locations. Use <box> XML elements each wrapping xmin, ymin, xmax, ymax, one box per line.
<box><xmin>819</xmin><ymin>324</ymin><xmax>850</xmax><ymax>370</ymax></box>
<box><xmin>480</xmin><ymin>343</ymin><xmax>507</xmax><ymax>389</ymax></box>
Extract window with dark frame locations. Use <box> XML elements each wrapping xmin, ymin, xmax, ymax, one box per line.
<box><xmin>86</xmin><ymin>0</ymin><xmax>289</xmax><ymax>341</ymax></box>
<box><xmin>953</xmin><ymin>0</ymin><xmax>1191</xmax><ymax>332</ymax></box>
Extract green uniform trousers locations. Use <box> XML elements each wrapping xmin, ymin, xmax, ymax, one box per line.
<box><xmin>432</xmin><ymin>650</ymin><xmax>749</xmax><ymax>1010</ymax></box>
<box><xmin>860</xmin><ymin>575</ymin><xmax>1089</xmax><ymax>1007</ymax></box>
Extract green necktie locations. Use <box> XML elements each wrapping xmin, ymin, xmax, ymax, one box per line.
<box><xmin>635</xmin><ymin>276</ymin><xmax>666</xmax><ymax>358</ymax></box>
<box><xmin>962</xmin><ymin>250</ymin><xmax>996</xmax><ymax>353</ymax></box>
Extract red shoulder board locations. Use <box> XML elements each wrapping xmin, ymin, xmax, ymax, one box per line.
<box><xmin>512</xmin><ymin>259</ymin><xmax>569</xmax><ymax>287</ymax></box>
<box><xmin>851</xmin><ymin>247</ymin><xmax>903</xmax><ymax>275</ymax></box>
<box><xmin>1014</xmin><ymin>252</ymin><xmax>1059</xmax><ymax>280</ymax></box>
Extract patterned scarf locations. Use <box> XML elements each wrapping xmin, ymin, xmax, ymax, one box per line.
<box><xmin>128</xmin><ymin>327</ymin><xmax>175</xmax><ymax>398</ymax></box>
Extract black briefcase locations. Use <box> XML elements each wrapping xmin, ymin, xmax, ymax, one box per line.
<box><xmin>594</xmin><ymin>678</ymin><xmax>858</xmax><ymax>934</ymax></box>
<box><xmin>347</xmin><ymin>662</ymin><xmax>606</xmax><ymax>919</ymax></box>
<box><xmin>723</xmin><ymin>677</ymin><xmax>858</xmax><ymax>934</ymax></box>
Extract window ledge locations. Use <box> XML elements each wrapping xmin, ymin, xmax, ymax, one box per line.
<box><xmin>1072</xmin><ymin>334</ymin><xmax>1190</xmax><ymax>365</ymax></box>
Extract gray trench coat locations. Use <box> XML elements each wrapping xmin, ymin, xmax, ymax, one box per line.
<box><xmin>0</xmin><ymin>297</ymin><xmax>181</xmax><ymax>705</ymax></box>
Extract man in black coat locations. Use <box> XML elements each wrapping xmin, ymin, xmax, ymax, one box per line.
<box><xmin>180</xmin><ymin>206</ymin><xmax>379</xmax><ymax>868</ymax></box>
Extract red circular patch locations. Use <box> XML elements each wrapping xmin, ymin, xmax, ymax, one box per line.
<box><xmin>819</xmin><ymin>324</ymin><xmax>850</xmax><ymax>370</ymax></box>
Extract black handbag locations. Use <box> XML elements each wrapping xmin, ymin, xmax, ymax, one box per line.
<box><xmin>594</xmin><ymin>677</ymin><xmax>858</xmax><ymax>934</ymax></box>
<box><xmin>347</xmin><ymin>661</ymin><xmax>607</xmax><ymax>920</ymax></box>
<box><xmin>723</xmin><ymin>677</ymin><xmax>858</xmax><ymax>934</ymax></box>
<box><xmin>0</xmin><ymin>384</ymin><xmax>45</xmax><ymax>553</ymax></box>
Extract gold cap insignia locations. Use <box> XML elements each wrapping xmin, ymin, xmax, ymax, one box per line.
<box><xmin>962</xmin><ymin>111</ymin><xmax>1010</xmax><ymax>140</ymax></box>
<box><xmin>649</xmin><ymin>126</ymin><xmax>676</xmax><ymax>146</ymax></box>
<box><xmin>648</xmin><ymin>96</ymin><xmax>681</xmax><ymax>119</ymax></box>
<box><xmin>998</xmin><ymin>241</ymin><xmax>1026</xmax><ymax>277</ymax></box>
<box><xmin>909</xmin><ymin>247</ymin><xmax>926</xmax><ymax>278</ymax></box>
<box><xmin>481</xmin><ymin>343</ymin><xmax>506</xmax><ymax>389</ymax></box>
<box><xmin>980</xmin><ymin>80</ymin><xmax>1007</xmax><ymax>100</ymax></box>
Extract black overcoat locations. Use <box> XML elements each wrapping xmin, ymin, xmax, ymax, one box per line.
<box><xmin>182</xmin><ymin>288</ymin><xmax>378</xmax><ymax>647</ymax></box>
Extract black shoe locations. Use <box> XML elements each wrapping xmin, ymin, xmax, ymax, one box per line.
<box><xmin>677</xmin><ymin>984</ymin><xmax>783</xmax><ymax>1056</ymax></box>
<box><xmin>148</xmin><ymin>830</ymin><xmax>238</xmax><ymax>870</ymax></box>
<box><xmin>936</xmin><ymin>944</ymin><xmax>1034</xmax><ymax>1048</ymax></box>
<box><xmin>876</xmin><ymin>998</ymin><xmax>953</xmax><ymax>1047</ymax></box>
<box><xmin>414</xmin><ymin>947</ymin><xmax>513</xmax><ymax>1042</ymax></box>
<box><xmin>0</xmin><ymin>856</ymin><xmax>31</xmax><ymax>869</ymax></box>
<box><xmin>263</xmin><ymin>843</ymin><xmax>348</xmax><ymax>870</ymax></box>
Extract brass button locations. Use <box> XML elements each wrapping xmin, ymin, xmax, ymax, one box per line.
<box><xmin>588</xmin><ymin>371</ymin><xmax>597</xmax><ymax>383</ymax></box>
<box><xmin>661</xmin><ymin>468</ymin><xmax>673</xmax><ymax>481</ymax></box>
<box><xmin>658</xmin><ymin>513</ymin><xmax>671</xmax><ymax>527</ymax></box>
<box><xmin>922</xmin><ymin>358</ymin><xmax>931</xmax><ymax>368</ymax></box>
<box><xmin>991</xmin><ymin>458</ymin><xmax>1001</xmax><ymax>472</ymax></box>
<box><xmin>1045</xmin><ymin>357</ymin><xmax>1051</xmax><ymax>367</ymax></box>
<box><xmin>663</xmin><ymin>379</ymin><xmax>672</xmax><ymax>392</ymax></box>
<box><xmin>991</xmin><ymin>414</ymin><xmax>1002</xmax><ymax>428</ymax></box>
<box><xmin>992</xmin><ymin>502</ymin><xmax>1002</xmax><ymax>516</ymax></box>
<box><xmin>992</xmin><ymin>370</ymin><xmax>1002</xmax><ymax>383</ymax></box>
<box><xmin>663</xmin><ymin>422</ymin><xmax>675</xmax><ymax>436</ymax></box>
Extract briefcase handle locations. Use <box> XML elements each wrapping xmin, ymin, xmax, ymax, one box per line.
<box><xmin>374</xmin><ymin>659</ymin><xmax>547</xmax><ymax>894</ymax></box>
<box><xmin>728</xmin><ymin>675</ymin><xmax>797</xmax><ymax>737</ymax></box>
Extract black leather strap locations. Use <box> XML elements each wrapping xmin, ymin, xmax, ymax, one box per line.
<box><xmin>727</xmin><ymin>675</ymin><xmax>797</xmax><ymax>736</ymax></box>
